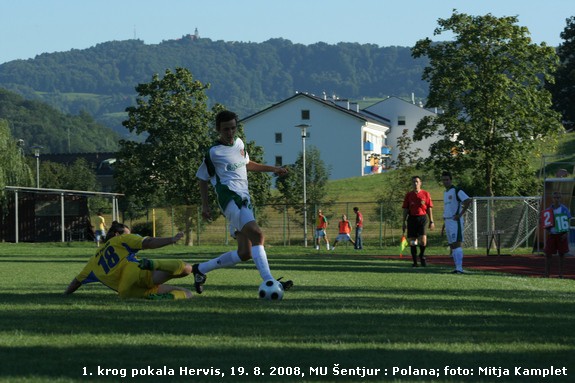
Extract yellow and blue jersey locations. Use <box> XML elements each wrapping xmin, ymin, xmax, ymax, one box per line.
<box><xmin>75</xmin><ymin>234</ymin><xmax>146</xmax><ymax>292</ymax></box>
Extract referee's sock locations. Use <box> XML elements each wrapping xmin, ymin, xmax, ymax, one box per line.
<box><xmin>410</xmin><ymin>246</ymin><xmax>418</xmax><ymax>265</ymax></box>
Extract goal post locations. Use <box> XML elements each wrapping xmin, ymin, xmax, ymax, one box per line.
<box><xmin>464</xmin><ymin>196</ymin><xmax>541</xmax><ymax>252</ymax></box>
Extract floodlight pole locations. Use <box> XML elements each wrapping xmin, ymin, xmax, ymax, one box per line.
<box><xmin>295</xmin><ymin>124</ymin><xmax>310</xmax><ymax>247</ymax></box>
<box><xmin>32</xmin><ymin>145</ymin><xmax>42</xmax><ymax>188</ymax></box>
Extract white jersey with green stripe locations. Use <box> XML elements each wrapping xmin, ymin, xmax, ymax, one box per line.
<box><xmin>196</xmin><ymin>137</ymin><xmax>251</xmax><ymax>211</ymax></box>
<box><xmin>443</xmin><ymin>186</ymin><xmax>470</xmax><ymax>219</ymax></box>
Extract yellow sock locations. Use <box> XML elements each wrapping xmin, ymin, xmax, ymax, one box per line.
<box><xmin>153</xmin><ymin>259</ymin><xmax>185</xmax><ymax>275</ymax></box>
<box><xmin>170</xmin><ymin>290</ymin><xmax>189</xmax><ymax>300</ymax></box>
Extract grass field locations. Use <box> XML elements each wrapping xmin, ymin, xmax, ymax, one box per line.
<box><xmin>0</xmin><ymin>243</ymin><xmax>573</xmax><ymax>383</ymax></box>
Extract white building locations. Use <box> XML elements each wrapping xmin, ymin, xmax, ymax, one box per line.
<box><xmin>242</xmin><ymin>93</ymin><xmax>391</xmax><ymax>180</ymax></box>
<box><xmin>363</xmin><ymin>96</ymin><xmax>439</xmax><ymax>163</ymax></box>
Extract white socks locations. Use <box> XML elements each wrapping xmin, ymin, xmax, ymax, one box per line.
<box><xmin>452</xmin><ymin>247</ymin><xmax>464</xmax><ymax>272</ymax></box>
<box><xmin>251</xmin><ymin>245</ymin><xmax>274</xmax><ymax>281</ymax></box>
<box><xmin>197</xmin><ymin>245</ymin><xmax>274</xmax><ymax>282</ymax></box>
<box><xmin>198</xmin><ymin>250</ymin><xmax>241</xmax><ymax>274</ymax></box>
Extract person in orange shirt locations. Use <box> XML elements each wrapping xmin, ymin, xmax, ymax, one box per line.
<box><xmin>315</xmin><ymin>209</ymin><xmax>330</xmax><ymax>250</ymax></box>
<box><xmin>402</xmin><ymin>176</ymin><xmax>435</xmax><ymax>267</ymax></box>
<box><xmin>331</xmin><ymin>214</ymin><xmax>355</xmax><ymax>251</ymax></box>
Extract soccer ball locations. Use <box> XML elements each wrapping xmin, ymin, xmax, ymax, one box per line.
<box><xmin>258</xmin><ymin>279</ymin><xmax>284</xmax><ymax>301</ymax></box>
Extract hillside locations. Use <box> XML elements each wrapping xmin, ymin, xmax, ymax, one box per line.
<box><xmin>0</xmin><ymin>88</ymin><xmax>120</xmax><ymax>153</ymax></box>
<box><xmin>0</xmin><ymin>38</ymin><xmax>429</xmax><ymax>137</ymax></box>
<box><xmin>326</xmin><ymin>131</ymin><xmax>575</xmax><ymax>202</ymax></box>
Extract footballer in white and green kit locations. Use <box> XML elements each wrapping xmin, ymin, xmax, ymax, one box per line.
<box><xmin>441</xmin><ymin>171</ymin><xmax>471</xmax><ymax>274</ymax></box>
<box><xmin>193</xmin><ymin>110</ymin><xmax>292</xmax><ymax>295</ymax></box>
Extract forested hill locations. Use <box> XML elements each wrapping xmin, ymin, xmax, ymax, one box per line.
<box><xmin>0</xmin><ymin>88</ymin><xmax>120</xmax><ymax>153</ymax></box>
<box><xmin>0</xmin><ymin>37</ymin><xmax>429</xmax><ymax>136</ymax></box>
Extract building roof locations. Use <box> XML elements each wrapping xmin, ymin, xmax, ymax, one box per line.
<box><xmin>365</xmin><ymin>95</ymin><xmax>441</xmax><ymax>115</ymax></box>
<box><xmin>241</xmin><ymin>92</ymin><xmax>390</xmax><ymax>127</ymax></box>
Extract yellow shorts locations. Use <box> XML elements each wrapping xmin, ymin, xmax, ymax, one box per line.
<box><xmin>117</xmin><ymin>263</ymin><xmax>159</xmax><ymax>298</ymax></box>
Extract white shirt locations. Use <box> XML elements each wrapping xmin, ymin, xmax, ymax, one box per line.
<box><xmin>196</xmin><ymin>137</ymin><xmax>251</xmax><ymax>206</ymax></box>
<box><xmin>443</xmin><ymin>186</ymin><xmax>470</xmax><ymax>219</ymax></box>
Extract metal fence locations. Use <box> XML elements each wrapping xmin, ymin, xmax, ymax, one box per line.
<box><xmin>113</xmin><ymin>197</ymin><xmax>541</xmax><ymax>250</ymax></box>
<box><xmin>117</xmin><ymin>202</ymin><xmax>410</xmax><ymax>247</ymax></box>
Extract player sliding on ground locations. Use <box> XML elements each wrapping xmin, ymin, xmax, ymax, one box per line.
<box><xmin>64</xmin><ymin>221</ymin><xmax>194</xmax><ymax>300</ymax></box>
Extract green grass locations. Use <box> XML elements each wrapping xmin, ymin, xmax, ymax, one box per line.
<box><xmin>0</xmin><ymin>243</ymin><xmax>573</xmax><ymax>382</ymax></box>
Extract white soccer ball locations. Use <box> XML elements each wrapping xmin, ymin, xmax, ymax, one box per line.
<box><xmin>258</xmin><ymin>279</ymin><xmax>284</xmax><ymax>301</ymax></box>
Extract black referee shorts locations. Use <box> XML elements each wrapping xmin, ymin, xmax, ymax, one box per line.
<box><xmin>407</xmin><ymin>215</ymin><xmax>427</xmax><ymax>238</ymax></box>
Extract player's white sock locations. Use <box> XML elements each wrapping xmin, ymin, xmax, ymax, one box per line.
<box><xmin>198</xmin><ymin>250</ymin><xmax>241</xmax><ymax>274</ymax></box>
<box><xmin>252</xmin><ymin>245</ymin><xmax>274</xmax><ymax>281</ymax></box>
<box><xmin>453</xmin><ymin>247</ymin><xmax>464</xmax><ymax>271</ymax></box>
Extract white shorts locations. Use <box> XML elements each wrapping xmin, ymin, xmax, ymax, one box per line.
<box><xmin>444</xmin><ymin>218</ymin><xmax>464</xmax><ymax>245</ymax></box>
<box><xmin>335</xmin><ymin>233</ymin><xmax>352</xmax><ymax>242</ymax></box>
<box><xmin>224</xmin><ymin>201</ymin><xmax>256</xmax><ymax>238</ymax></box>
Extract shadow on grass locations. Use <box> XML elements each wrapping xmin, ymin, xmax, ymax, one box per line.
<box><xmin>0</xmin><ymin>342</ymin><xmax>573</xmax><ymax>382</ymax></box>
<box><xmin>1</xmin><ymin>253</ymin><xmax>574</xmax><ymax>382</ymax></box>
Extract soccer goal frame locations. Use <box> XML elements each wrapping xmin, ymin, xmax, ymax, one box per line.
<box><xmin>464</xmin><ymin>196</ymin><xmax>541</xmax><ymax>252</ymax></box>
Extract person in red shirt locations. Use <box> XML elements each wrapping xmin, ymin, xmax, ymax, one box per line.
<box><xmin>332</xmin><ymin>214</ymin><xmax>356</xmax><ymax>250</ymax></box>
<box><xmin>353</xmin><ymin>207</ymin><xmax>363</xmax><ymax>250</ymax></box>
<box><xmin>543</xmin><ymin>191</ymin><xmax>572</xmax><ymax>278</ymax></box>
<box><xmin>402</xmin><ymin>176</ymin><xmax>435</xmax><ymax>266</ymax></box>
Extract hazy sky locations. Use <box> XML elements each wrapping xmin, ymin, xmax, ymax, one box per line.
<box><xmin>0</xmin><ymin>0</ymin><xmax>572</xmax><ymax>64</ymax></box>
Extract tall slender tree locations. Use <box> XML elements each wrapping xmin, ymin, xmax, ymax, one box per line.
<box><xmin>551</xmin><ymin>16</ymin><xmax>575</xmax><ymax>129</ymax></box>
<box><xmin>274</xmin><ymin>146</ymin><xmax>332</xmax><ymax>242</ymax></box>
<box><xmin>0</xmin><ymin>119</ymin><xmax>33</xmax><ymax>204</ymax></box>
<box><xmin>412</xmin><ymin>11</ymin><xmax>563</xmax><ymax>196</ymax></box>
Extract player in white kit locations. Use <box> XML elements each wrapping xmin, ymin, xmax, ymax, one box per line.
<box><xmin>194</xmin><ymin>110</ymin><xmax>293</xmax><ymax>294</ymax></box>
<box><xmin>441</xmin><ymin>171</ymin><xmax>471</xmax><ymax>274</ymax></box>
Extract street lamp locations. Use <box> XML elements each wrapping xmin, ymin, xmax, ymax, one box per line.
<box><xmin>16</xmin><ymin>139</ymin><xmax>25</xmax><ymax>157</ymax></box>
<box><xmin>31</xmin><ymin>145</ymin><xmax>43</xmax><ymax>188</ymax></box>
<box><xmin>295</xmin><ymin>124</ymin><xmax>310</xmax><ymax>247</ymax></box>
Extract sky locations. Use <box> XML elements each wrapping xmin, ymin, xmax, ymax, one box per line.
<box><xmin>0</xmin><ymin>0</ymin><xmax>573</xmax><ymax>64</ymax></box>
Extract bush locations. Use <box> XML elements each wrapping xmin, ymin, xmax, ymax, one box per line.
<box><xmin>131</xmin><ymin>221</ymin><xmax>165</xmax><ymax>237</ymax></box>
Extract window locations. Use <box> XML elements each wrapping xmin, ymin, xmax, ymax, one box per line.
<box><xmin>301</xmin><ymin>110</ymin><xmax>310</xmax><ymax>120</ymax></box>
<box><xmin>275</xmin><ymin>156</ymin><xmax>283</xmax><ymax>167</ymax></box>
<box><xmin>398</xmin><ymin>116</ymin><xmax>406</xmax><ymax>126</ymax></box>
<box><xmin>275</xmin><ymin>133</ymin><xmax>282</xmax><ymax>143</ymax></box>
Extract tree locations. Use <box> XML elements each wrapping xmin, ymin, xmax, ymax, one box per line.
<box><xmin>115</xmin><ymin>68</ymin><xmax>275</xmax><ymax>245</ymax></box>
<box><xmin>375</xmin><ymin>129</ymin><xmax>422</xmax><ymax>244</ymax></box>
<box><xmin>412</xmin><ymin>11</ymin><xmax>563</xmax><ymax>196</ymax></box>
<box><xmin>40</xmin><ymin>158</ymin><xmax>99</xmax><ymax>191</ymax></box>
<box><xmin>0</xmin><ymin>119</ymin><xmax>34</xmax><ymax>205</ymax></box>
<box><xmin>392</xmin><ymin>128</ymin><xmax>422</xmax><ymax>170</ymax></box>
<box><xmin>551</xmin><ymin>16</ymin><xmax>575</xmax><ymax>129</ymax></box>
<box><xmin>275</xmin><ymin>146</ymin><xmax>332</xmax><ymax>243</ymax></box>
<box><xmin>116</xmin><ymin>68</ymin><xmax>214</xmax><ymax>244</ymax></box>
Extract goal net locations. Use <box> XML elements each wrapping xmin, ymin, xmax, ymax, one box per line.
<box><xmin>463</xmin><ymin>197</ymin><xmax>540</xmax><ymax>251</ymax></box>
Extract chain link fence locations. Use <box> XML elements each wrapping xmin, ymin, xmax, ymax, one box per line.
<box><xmin>104</xmin><ymin>197</ymin><xmax>540</xmax><ymax>250</ymax></box>
<box><xmin>112</xmin><ymin>202</ymin><xmax>409</xmax><ymax>247</ymax></box>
